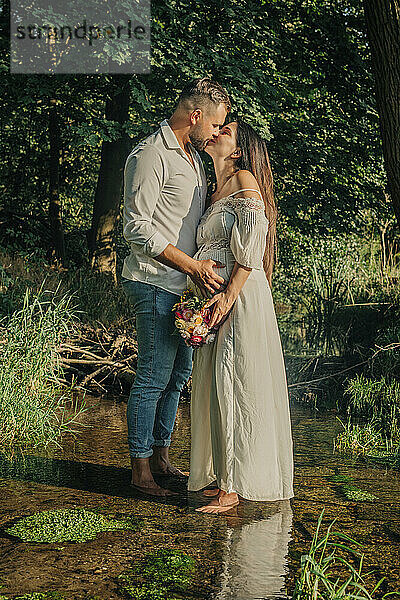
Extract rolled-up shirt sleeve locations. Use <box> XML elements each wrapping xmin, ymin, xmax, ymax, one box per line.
<box><xmin>123</xmin><ymin>145</ymin><xmax>170</xmax><ymax>258</ymax></box>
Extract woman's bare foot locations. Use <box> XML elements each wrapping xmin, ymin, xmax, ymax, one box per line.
<box><xmin>196</xmin><ymin>490</ymin><xmax>239</xmax><ymax>514</ymax></box>
<box><xmin>203</xmin><ymin>488</ymin><xmax>220</xmax><ymax>497</ymax></box>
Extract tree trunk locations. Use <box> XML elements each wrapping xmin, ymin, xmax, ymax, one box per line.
<box><xmin>49</xmin><ymin>98</ymin><xmax>66</xmax><ymax>266</ymax></box>
<box><xmin>89</xmin><ymin>76</ymin><xmax>131</xmax><ymax>281</ymax></box>
<box><xmin>363</xmin><ymin>0</ymin><xmax>400</xmax><ymax>231</ymax></box>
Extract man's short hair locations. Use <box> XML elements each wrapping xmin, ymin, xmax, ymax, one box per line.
<box><xmin>177</xmin><ymin>77</ymin><xmax>231</xmax><ymax>114</ymax></box>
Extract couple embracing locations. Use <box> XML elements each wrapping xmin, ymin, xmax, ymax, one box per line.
<box><xmin>121</xmin><ymin>77</ymin><xmax>294</xmax><ymax>515</ymax></box>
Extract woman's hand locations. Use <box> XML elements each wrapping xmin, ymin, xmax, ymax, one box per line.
<box><xmin>188</xmin><ymin>259</ymin><xmax>226</xmax><ymax>296</ymax></box>
<box><xmin>205</xmin><ymin>291</ymin><xmax>237</xmax><ymax>329</ymax></box>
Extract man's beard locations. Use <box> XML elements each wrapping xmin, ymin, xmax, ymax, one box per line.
<box><xmin>189</xmin><ymin>129</ymin><xmax>208</xmax><ymax>152</ymax></box>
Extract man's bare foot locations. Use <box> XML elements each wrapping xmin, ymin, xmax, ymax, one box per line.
<box><xmin>149</xmin><ymin>447</ymin><xmax>188</xmax><ymax>478</ymax></box>
<box><xmin>130</xmin><ymin>456</ymin><xmax>177</xmax><ymax>496</ymax></box>
<box><xmin>151</xmin><ymin>465</ymin><xmax>189</xmax><ymax>477</ymax></box>
<box><xmin>196</xmin><ymin>490</ymin><xmax>239</xmax><ymax>514</ymax></box>
<box><xmin>130</xmin><ymin>479</ymin><xmax>176</xmax><ymax>497</ymax></box>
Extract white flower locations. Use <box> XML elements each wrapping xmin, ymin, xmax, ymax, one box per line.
<box><xmin>176</xmin><ymin>318</ymin><xmax>187</xmax><ymax>329</ymax></box>
<box><xmin>193</xmin><ymin>324</ymin><xmax>208</xmax><ymax>336</ymax></box>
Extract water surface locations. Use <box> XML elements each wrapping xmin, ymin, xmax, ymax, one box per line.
<box><xmin>0</xmin><ymin>395</ymin><xmax>399</xmax><ymax>599</ymax></box>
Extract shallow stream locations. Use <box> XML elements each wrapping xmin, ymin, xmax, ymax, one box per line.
<box><xmin>0</xmin><ymin>394</ymin><xmax>399</xmax><ymax>599</ymax></box>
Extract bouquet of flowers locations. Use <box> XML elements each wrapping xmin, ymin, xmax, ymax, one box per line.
<box><xmin>172</xmin><ymin>289</ymin><xmax>218</xmax><ymax>348</ymax></box>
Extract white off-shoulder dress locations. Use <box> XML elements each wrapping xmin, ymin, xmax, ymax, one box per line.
<box><xmin>187</xmin><ymin>189</ymin><xmax>294</xmax><ymax>501</ymax></box>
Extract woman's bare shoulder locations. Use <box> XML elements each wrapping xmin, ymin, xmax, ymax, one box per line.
<box><xmin>231</xmin><ymin>170</ymin><xmax>261</xmax><ymax>197</ymax></box>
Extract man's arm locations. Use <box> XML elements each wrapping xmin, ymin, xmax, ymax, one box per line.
<box><xmin>123</xmin><ymin>145</ymin><xmax>225</xmax><ymax>295</ymax></box>
<box><xmin>123</xmin><ymin>145</ymin><xmax>170</xmax><ymax>257</ymax></box>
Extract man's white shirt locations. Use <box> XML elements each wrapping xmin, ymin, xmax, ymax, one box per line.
<box><xmin>122</xmin><ymin>119</ymin><xmax>207</xmax><ymax>296</ymax></box>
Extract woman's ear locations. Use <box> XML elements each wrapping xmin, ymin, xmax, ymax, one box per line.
<box><xmin>231</xmin><ymin>147</ymin><xmax>242</xmax><ymax>159</ymax></box>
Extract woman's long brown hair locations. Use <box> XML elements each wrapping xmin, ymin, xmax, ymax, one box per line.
<box><xmin>235</xmin><ymin>119</ymin><xmax>277</xmax><ymax>286</ymax></box>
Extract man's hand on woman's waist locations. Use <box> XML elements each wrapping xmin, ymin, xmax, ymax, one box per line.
<box><xmin>155</xmin><ymin>244</ymin><xmax>225</xmax><ymax>296</ymax></box>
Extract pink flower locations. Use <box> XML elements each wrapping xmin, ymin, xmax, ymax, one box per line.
<box><xmin>182</xmin><ymin>308</ymin><xmax>194</xmax><ymax>321</ymax></box>
<box><xmin>175</xmin><ymin>311</ymin><xmax>184</xmax><ymax>319</ymax></box>
<box><xmin>190</xmin><ymin>335</ymin><xmax>203</xmax><ymax>345</ymax></box>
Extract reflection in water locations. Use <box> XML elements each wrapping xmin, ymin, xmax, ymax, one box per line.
<box><xmin>213</xmin><ymin>501</ymin><xmax>293</xmax><ymax>600</ymax></box>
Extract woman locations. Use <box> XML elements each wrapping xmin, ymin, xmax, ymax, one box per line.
<box><xmin>187</xmin><ymin>118</ymin><xmax>294</xmax><ymax>514</ymax></box>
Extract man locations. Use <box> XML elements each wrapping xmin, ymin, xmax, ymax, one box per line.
<box><xmin>121</xmin><ymin>77</ymin><xmax>231</xmax><ymax>496</ymax></box>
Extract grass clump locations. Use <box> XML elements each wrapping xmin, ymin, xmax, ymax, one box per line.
<box><xmin>345</xmin><ymin>374</ymin><xmax>400</xmax><ymax>440</ymax></box>
<box><xmin>292</xmin><ymin>508</ymin><xmax>392</xmax><ymax>599</ymax></box>
<box><xmin>118</xmin><ymin>548</ymin><xmax>196</xmax><ymax>600</ymax></box>
<box><xmin>334</xmin><ymin>321</ymin><xmax>400</xmax><ymax>465</ymax></box>
<box><xmin>5</xmin><ymin>508</ymin><xmax>138</xmax><ymax>543</ymax></box>
<box><xmin>334</xmin><ymin>418</ymin><xmax>400</xmax><ymax>466</ymax></box>
<box><xmin>0</xmin><ymin>283</ymin><xmax>85</xmax><ymax>453</ymax></box>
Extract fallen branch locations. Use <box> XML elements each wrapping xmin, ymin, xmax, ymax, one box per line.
<box><xmin>288</xmin><ymin>342</ymin><xmax>399</xmax><ymax>389</ymax></box>
<box><xmin>54</xmin><ymin>323</ymin><xmax>138</xmax><ymax>394</ymax></box>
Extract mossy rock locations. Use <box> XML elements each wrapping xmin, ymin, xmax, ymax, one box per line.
<box><xmin>5</xmin><ymin>508</ymin><xmax>138</xmax><ymax>543</ymax></box>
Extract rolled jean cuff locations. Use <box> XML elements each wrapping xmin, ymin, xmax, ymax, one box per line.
<box><xmin>130</xmin><ymin>449</ymin><xmax>154</xmax><ymax>459</ymax></box>
<box><xmin>152</xmin><ymin>440</ymin><xmax>171</xmax><ymax>447</ymax></box>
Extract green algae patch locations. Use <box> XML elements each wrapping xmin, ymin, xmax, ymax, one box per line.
<box><xmin>327</xmin><ymin>474</ymin><xmax>378</xmax><ymax>502</ymax></box>
<box><xmin>328</xmin><ymin>474</ymin><xmax>352</xmax><ymax>484</ymax></box>
<box><xmin>0</xmin><ymin>594</ymin><xmax>64</xmax><ymax>599</ymax></box>
<box><xmin>5</xmin><ymin>508</ymin><xmax>138</xmax><ymax>543</ymax></box>
<box><xmin>118</xmin><ymin>548</ymin><xmax>196</xmax><ymax>600</ymax></box>
<box><xmin>341</xmin><ymin>485</ymin><xmax>378</xmax><ymax>502</ymax></box>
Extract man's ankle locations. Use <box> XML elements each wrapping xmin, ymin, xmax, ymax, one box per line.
<box><xmin>131</xmin><ymin>456</ymin><xmax>153</xmax><ymax>477</ymax></box>
<box><xmin>151</xmin><ymin>446</ymin><xmax>170</xmax><ymax>461</ymax></box>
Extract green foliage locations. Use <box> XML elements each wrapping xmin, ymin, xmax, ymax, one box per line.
<box><xmin>371</xmin><ymin>322</ymin><xmax>400</xmax><ymax>379</ymax></box>
<box><xmin>0</xmin><ymin>0</ymin><xmax>390</xmax><ymax>258</ymax></box>
<box><xmin>345</xmin><ymin>374</ymin><xmax>400</xmax><ymax>439</ymax></box>
<box><xmin>6</xmin><ymin>509</ymin><xmax>138</xmax><ymax>543</ymax></box>
<box><xmin>0</xmin><ymin>283</ymin><xmax>85</xmax><ymax>452</ymax></box>
<box><xmin>141</xmin><ymin>549</ymin><xmax>195</xmax><ymax>588</ymax></box>
<box><xmin>334</xmin><ymin>418</ymin><xmax>400</xmax><ymax>466</ymax></box>
<box><xmin>60</xmin><ymin>267</ymin><xmax>132</xmax><ymax>325</ymax></box>
<box><xmin>292</xmin><ymin>508</ymin><xmax>389</xmax><ymax>599</ymax></box>
<box><xmin>118</xmin><ymin>549</ymin><xmax>196</xmax><ymax>600</ymax></box>
<box><xmin>299</xmin><ymin>237</ymin><xmax>357</xmax><ymax>353</ymax></box>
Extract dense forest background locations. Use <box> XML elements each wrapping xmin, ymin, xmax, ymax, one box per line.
<box><xmin>1</xmin><ymin>0</ymin><xmax>398</xmax><ymax>278</ymax></box>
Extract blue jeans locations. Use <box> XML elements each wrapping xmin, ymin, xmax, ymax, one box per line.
<box><xmin>121</xmin><ymin>278</ymin><xmax>193</xmax><ymax>458</ymax></box>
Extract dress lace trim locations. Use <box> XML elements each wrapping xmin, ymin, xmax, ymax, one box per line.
<box><xmin>198</xmin><ymin>239</ymin><xmax>230</xmax><ymax>251</ymax></box>
<box><xmin>200</xmin><ymin>195</ymin><xmax>265</xmax><ymax>225</ymax></box>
